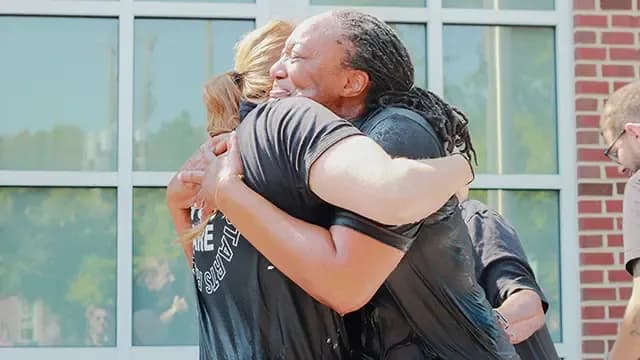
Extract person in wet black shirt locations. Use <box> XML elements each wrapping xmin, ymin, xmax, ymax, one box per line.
<box><xmin>461</xmin><ymin>198</ymin><xmax>560</xmax><ymax>360</ymax></box>
<box><xmin>179</xmin><ymin>10</ymin><xmax>517</xmax><ymax>360</ymax></box>
<box><xmin>168</xmin><ymin>18</ymin><xmax>475</xmax><ymax>360</ymax></box>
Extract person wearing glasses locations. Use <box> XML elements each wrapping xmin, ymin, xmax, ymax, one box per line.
<box><xmin>601</xmin><ymin>80</ymin><xmax>640</xmax><ymax>360</ymax></box>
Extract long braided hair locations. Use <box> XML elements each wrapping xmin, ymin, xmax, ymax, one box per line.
<box><xmin>332</xmin><ymin>10</ymin><xmax>477</xmax><ymax>164</ymax></box>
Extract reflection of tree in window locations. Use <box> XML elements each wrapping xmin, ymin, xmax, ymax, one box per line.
<box><xmin>444</xmin><ymin>26</ymin><xmax>557</xmax><ymax>175</ymax></box>
<box><xmin>132</xmin><ymin>188</ymin><xmax>198</xmax><ymax>345</ymax></box>
<box><xmin>0</xmin><ymin>188</ymin><xmax>116</xmax><ymax>346</ymax></box>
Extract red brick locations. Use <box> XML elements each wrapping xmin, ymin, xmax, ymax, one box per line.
<box><xmin>581</xmin><ymin>252</ymin><xmax>615</xmax><ymax>265</ymax></box>
<box><xmin>580</xmin><ymin>235</ymin><xmax>603</xmax><ymax>248</ymax></box>
<box><xmin>578</xmin><ymin>165</ymin><xmax>601</xmax><ymax>178</ymax></box>
<box><xmin>575</xmin><ymin>30</ymin><xmax>597</xmax><ymax>44</ymax></box>
<box><xmin>609</xmin><ymin>305</ymin><xmax>627</xmax><ymax>318</ymax></box>
<box><xmin>608</xmin><ymin>339</ymin><xmax>617</xmax><ymax>351</ymax></box>
<box><xmin>577</xmin><ymin>81</ymin><xmax>611</xmax><ymax>94</ymax></box>
<box><xmin>617</xmin><ymin>182</ymin><xmax>627</xmax><ymax>195</ymax></box>
<box><xmin>574</xmin><ymin>0</ymin><xmax>596</xmax><ymax>9</ymax></box>
<box><xmin>601</xmin><ymin>0</ymin><xmax>632</xmax><ymax>9</ymax></box>
<box><xmin>579</xmin><ymin>200</ymin><xmax>602</xmax><ymax>213</ymax></box>
<box><xmin>576</xmin><ymin>98</ymin><xmax>599</xmax><ymax>112</ymax></box>
<box><xmin>583</xmin><ymin>305</ymin><xmax>606</xmax><ymax>319</ymax></box>
<box><xmin>606</xmin><ymin>165</ymin><xmax>631</xmax><ymax>179</ymax></box>
<box><xmin>581</xmin><ymin>270</ymin><xmax>605</xmax><ymax>283</ymax></box>
<box><xmin>583</xmin><ymin>288</ymin><xmax>617</xmax><ymax>301</ymax></box>
<box><xmin>583</xmin><ymin>322</ymin><xmax>619</xmax><ymax>336</ymax></box>
<box><xmin>602</xmin><ymin>64</ymin><xmax>636</xmax><ymax>77</ymax></box>
<box><xmin>608</xmin><ymin>234</ymin><xmax>624</xmax><ymax>246</ymax></box>
<box><xmin>577</xmin><ymin>130</ymin><xmax>601</xmax><ymax>145</ymax></box>
<box><xmin>583</xmin><ymin>340</ymin><xmax>605</xmax><ymax>354</ymax></box>
<box><xmin>609</xmin><ymin>269</ymin><xmax>632</xmax><ymax>282</ymax></box>
<box><xmin>616</xmin><ymin>216</ymin><xmax>623</xmax><ymax>230</ymax></box>
<box><xmin>576</xmin><ymin>47</ymin><xmax>607</xmax><ymax>61</ymax></box>
<box><xmin>606</xmin><ymin>199</ymin><xmax>623</xmax><ymax>212</ymax></box>
<box><xmin>620</xmin><ymin>252</ymin><xmax>626</xmax><ymax>264</ymax></box>
<box><xmin>581</xmin><ymin>217</ymin><xmax>616</xmax><ymax>230</ymax></box>
<box><xmin>576</xmin><ymin>63</ymin><xmax>598</xmax><ymax>77</ymax></box>
<box><xmin>620</xmin><ymin>287</ymin><xmax>632</xmax><ymax>299</ymax></box>
<box><xmin>612</xmin><ymin>15</ymin><xmax>640</xmax><ymax>27</ymax></box>
<box><xmin>614</xmin><ymin>81</ymin><xmax>632</xmax><ymax>91</ymax></box>
<box><xmin>610</xmin><ymin>48</ymin><xmax>640</xmax><ymax>61</ymax></box>
<box><xmin>577</xmin><ymin>115</ymin><xmax>601</xmax><ymax>128</ymax></box>
<box><xmin>575</xmin><ymin>15</ymin><xmax>609</xmax><ymax>27</ymax></box>
<box><xmin>602</xmin><ymin>32</ymin><xmax>636</xmax><ymax>45</ymax></box>
<box><xmin>579</xmin><ymin>148</ymin><xmax>608</xmax><ymax>162</ymax></box>
<box><xmin>579</xmin><ymin>183</ymin><xmax>613</xmax><ymax>196</ymax></box>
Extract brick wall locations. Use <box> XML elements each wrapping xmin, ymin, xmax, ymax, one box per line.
<box><xmin>574</xmin><ymin>0</ymin><xmax>640</xmax><ymax>358</ymax></box>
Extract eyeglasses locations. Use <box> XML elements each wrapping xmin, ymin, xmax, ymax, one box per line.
<box><xmin>604</xmin><ymin>129</ymin><xmax>626</xmax><ymax>164</ymax></box>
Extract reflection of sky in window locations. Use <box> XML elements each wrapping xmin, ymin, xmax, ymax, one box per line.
<box><xmin>391</xmin><ymin>23</ymin><xmax>427</xmax><ymax>89</ymax></box>
<box><xmin>134</xmin><ymin>19</ymin><xmax>254</xmax><ymax>132</ymax></box>
<box><xmin>443</xmin><ymin>26</ymin><xmax>484</xmax><ymax>89</ymax></box>
<box><xmin>0</xmin><ymin>17</ymin><xmax>118</xmax><ymax>134</ymax></box>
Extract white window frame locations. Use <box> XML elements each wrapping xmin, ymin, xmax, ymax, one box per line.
<box><xmin>0</xmin><ymin>0</ymin><xmax>578</xmax><ymax>359</ymax></box>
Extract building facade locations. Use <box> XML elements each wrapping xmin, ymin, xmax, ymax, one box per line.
<box><xmin>0</xmin><ymin>0</ymin><xmax>635</xmax><ymax>359</ymax></box>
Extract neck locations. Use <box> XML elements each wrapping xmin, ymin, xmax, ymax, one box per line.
<box><xmin>332</xmin><ymin>99</ymin><xmax>367</xmax><ymax>121</ymax></box>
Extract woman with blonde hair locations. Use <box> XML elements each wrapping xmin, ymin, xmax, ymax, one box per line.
<box><xmin>168</xmin><ymin>19</ymin><xmax>294</xmax><ymax>261</ymax></box>
<box><xmin>202</xmin><ymin>19</ymin><xmax>293</xmax><ymax>137</ymax></box>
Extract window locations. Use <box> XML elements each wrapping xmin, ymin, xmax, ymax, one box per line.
<box><xmin>0</xmin><ymin>17</ymin><xmax>118</xmax><ymax>171</ymax></box>
<box><xmin>133</xmin><ymin>19</ymin><xmax>254</xmax><ymax>171</ymax></box>
<box><xmin>0</xmin><ymin>188</ymin><xmax>117</xmax><ymax>347</ymax></box>
<box><xmin>0</xmin><ymin>1</ymin><xmax>577</xmax><ymax>359</ymax></box>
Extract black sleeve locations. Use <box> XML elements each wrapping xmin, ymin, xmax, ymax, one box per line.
<box><xmin>481</xmin><ymin>258</ymin><xmax>550</xmax><ymax>313</ymax></box>
<box><xmin>331</xmin><ymin>113</ymin><xmax>444</xmax><ymax>251</ymax></box>
<box><xmin>261</xmin><ymin>97</ymin><xmax>363</xmax><ymax>187</ymax></box>
<box><xmin>463</xmin><ymin>200</ymin><xmax>549</xmax><ymax>313</ymax></box>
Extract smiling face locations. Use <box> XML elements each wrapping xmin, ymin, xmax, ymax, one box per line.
<box><xmin>269</xmin><ymin>13</ymin><xmax>370</xmax><ymax>120</ymax></box>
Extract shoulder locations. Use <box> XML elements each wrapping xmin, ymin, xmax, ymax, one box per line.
<box><xmin>460</xmin><ymin>199</ymin><xmax>490</xmax><ymax>223</ymax></box>
<box><xmin>361</xmin><ymin>107</ymin><xmax>443</xmax><ymax>159</ymax></box>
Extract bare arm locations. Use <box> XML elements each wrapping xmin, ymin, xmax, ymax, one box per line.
<box><xmin>216</xmin><ymin>174</ymin><xmax>404</xmax><ymax>315</ymax></box>
<box><xmin>496</xmin><ymin>289</ymin><xmax>546</xmax><ymax>344</ymax></box>
<box><xmin>609</xmin><ymin>262</ymin><xmax>640</xmax><ymax>360</ymax></box>
<box><xmin>309</xmin><ymin>135</ymin><xmax>472</xmax><ymax>225</ymax></box>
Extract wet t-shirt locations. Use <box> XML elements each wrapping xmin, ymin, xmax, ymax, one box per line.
<box><xmin>462</xmin><ymin>199</ymin><xmax>559</xmax><ymax>360</ymax></box>
<box><xmin>192</xmin><ymin>97</ymin><xmax>364</xmax><ymax>360</ymax></box>
<box><xmin>339</xmin><ymin>107</ymin><xmax>518</xmax><ymax>360</ymax></box>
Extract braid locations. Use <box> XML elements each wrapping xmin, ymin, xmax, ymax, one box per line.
<box><xmin>332</xmin><ymin>9</ymin><xmax>477</xmax><ymax>164</ymax></box>
<box><xmin>378</xmin><ymin>88</ymin><xmax>477</xmax><ymax>165</ymax></box>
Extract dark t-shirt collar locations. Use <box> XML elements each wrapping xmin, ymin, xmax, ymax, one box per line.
<box><xmin>239</xmin><ymin>100</ymin><xmax>258</xmax><ymax>121</ymax></box>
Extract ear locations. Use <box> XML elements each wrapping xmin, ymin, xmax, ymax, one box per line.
<box><xmin>624</xmin><ymin>122</ymin><xmax>640</xmax><ymax>139</ymax></box>
<box><xmin>342</xmin><ymin>69</ymin><xmax>369</xmax><ymax>98</ymax></box>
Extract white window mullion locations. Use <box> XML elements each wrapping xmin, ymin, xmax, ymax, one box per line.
<box><xmin>116</xmin><ymin>2</ymin><xmax>134</xmax><ymax>358</ymax></box>
<box><xmin>441</xmin><ymin>8</ymin><xmax>560</xmax><ymax>26</ymax></box>
<box><xmin>555</xmin><ymin>0</ymin><xmax>580</xmax><ymax>358</ymax></box>
<box><xmin>427</xmin><ymin>0</ymin><xmax>443</xmax><ymax>95</ymax></box>
<box><xmin>0</xmin><ymin>0</ymin><xmax>121</xmax><ymax>16</ymax></box>
<box><xmin>131</xmin><ymin>2</ymin><xmax>256</xmax><ymax>19</ymax></box>
<box><xmin>0</xmin><ymin>171</ymin><xmax>118</xmax><ymax>187</ymax></box>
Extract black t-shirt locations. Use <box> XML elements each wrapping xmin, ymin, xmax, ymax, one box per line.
<box><xmin>193</xmin><ymin>97</ymin><xmax>365</xmax><ymax>360</ymax></box>
<box><xmin>337</xmin><ymin>107</ymin><xmax>518</xmax><ymax>360</ymax></box>
<box><xmin>461</xmin><ymin>199</ymin><xmax>560</xmax><ymax>360</ymax></box>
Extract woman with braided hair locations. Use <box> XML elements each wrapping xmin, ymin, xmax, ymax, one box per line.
<box><xmin>175</xmin><ymin>9</ymin><xmax>518</xmax><ymax>359</ymax></box>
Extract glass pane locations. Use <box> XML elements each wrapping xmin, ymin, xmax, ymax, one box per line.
<box><xmin>468</xmin><ymin>189</ymin><xmax>561</xmax><ymax>342</ymax></box>
<box><xmin>132</xmin><ymin>188</ymin><xmax>198</xmax><ymax>346</ymax></box>
<box><xmin>390</xmin><ymin>23</ymin><xmax>427</xmax><ymax>89</ymax></box>
<box><xmin>0</xmin><ymin>188</ymin><xmax>116</xmax><ymax>347</ymax></box>
<box><xmin>443</xmin><ymin>0</ymin><xmax>553</xmax><ymax>10</ymax></box>
<box><xmin>311</xmin><ymin>0</ymin><xmax>425</xmax><ymax>7</ymax></box>
<box><xmin>444</xmin><ymin>26</ymin><xmax>557</xmax><ymax>174</ymax></box>
<box><xmin>0</xmin><ymin>17</ymin><xmax>118</xmax><ymax>171</ymax></box>
<box><xmin>134</xmin><ymin>19</ymin><xmax>254</xmax><ymax>171</ymax></box>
